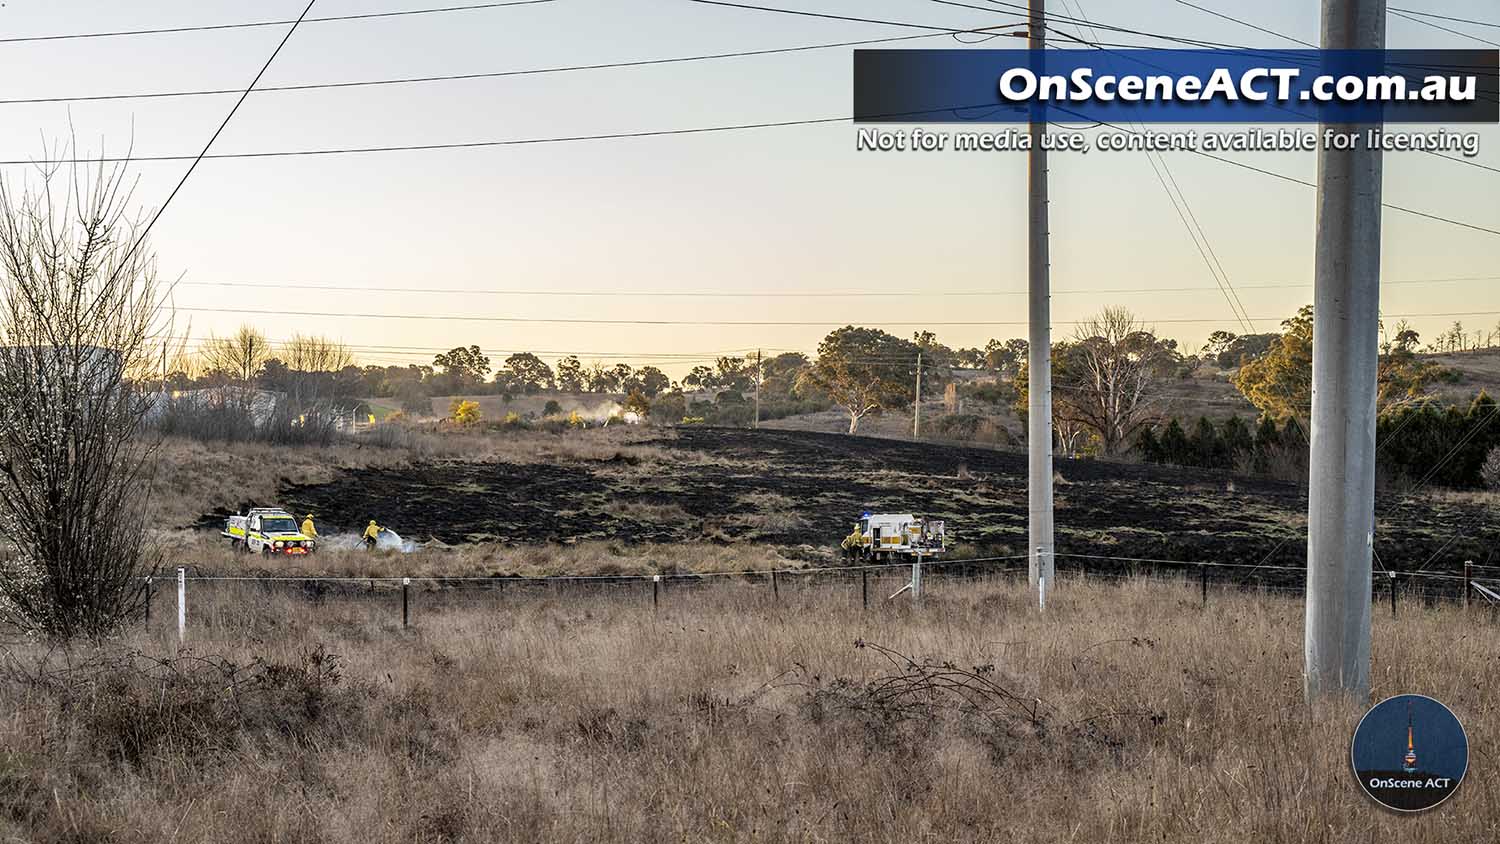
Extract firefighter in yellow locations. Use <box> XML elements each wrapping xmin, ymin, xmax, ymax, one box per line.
<box><xmin>840</xmin><ymin>523</ymin><xmax>865</xmax><ymax>560</ymax></box>
<box><xmin>300</xmin><ymin>514</ymin><xmax>318</xmax><ymax>539</ymax></box>
<box><xmin>363</xmin><ymin>520</ymin><xmax>382</xmax><ymax>549</ymax></box>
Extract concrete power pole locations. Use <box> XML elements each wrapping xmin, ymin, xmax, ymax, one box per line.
<box><xmin>913</xmin><ymin>350</ymin><xmax>922</xmax><ymax>439</ymax></box>
<box><xmin>1305</xmin><ymin>0</ymin><xmax>1385</xmax><ymax>703</ymax></box>
<box><xmin>1027</xmin><ymin>0</ymin><xmax>1055</xmax><ymax>590</ymax></box>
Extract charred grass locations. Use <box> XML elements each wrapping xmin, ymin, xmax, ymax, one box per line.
<box><xmin>174</xmin><ymin>427</ymin><xmax>1499</xmax><ymax>583</ymax></box>
<box><xmin>1</xmin><ymin>575</ymin><xmax>1494</xmax><ymax>842</ymax></box>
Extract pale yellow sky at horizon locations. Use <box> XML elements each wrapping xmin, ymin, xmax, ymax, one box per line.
<box><xmin>0</xmin><ymin>0</ymin><xmax>1496</xmax><ymax>378</ymax></box>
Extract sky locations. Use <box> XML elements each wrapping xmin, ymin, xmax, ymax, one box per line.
<box><xmin>0</xmin><ymin>0</ymin><xmax>1496</xmax><ymax>378</ymax></box>
<box><xmin>1352</xmin><ymin>695</ymin><xmax>1468</xmax><ymax>779</ymax></box>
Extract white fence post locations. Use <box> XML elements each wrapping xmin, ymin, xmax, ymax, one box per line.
<box><xmin>176</xmin><ymin>566</ymin><xmax>186</xmax><ymax>642</ymax></box>
<box><xmin>1039</xmin><ymin>574</ymin><xmax>1046</xmax><ymax>613</ymax></box>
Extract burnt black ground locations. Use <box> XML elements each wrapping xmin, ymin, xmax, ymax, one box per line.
<box><xmin>203</xmin><ymin>427</ymin><xmax>1496</xmax><ymax>587</ymax></box>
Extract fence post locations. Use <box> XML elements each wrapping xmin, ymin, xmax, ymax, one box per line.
<box><xmin>911</xmin><ymin>555</ymin><xmax>923</xmax><ymax>603</ymax></box>
<box><xmin>402</xmin><ymin>577</ymin><xmax>410</xmax><ymax>628</ymax></box>
<box><xmin>144</xmin><ymin>576</ymin><xmax>152</xmax><ymax>625</ymax></box>
<box><xmin>861</xmin><ymin>567</ymin><xmax>868</xmax><ymax>611</ymax></box>
<box><xmin>176</xmin><ymin>566</ymin><xmax>185</xmax><ymax>643</ymax></box>
<box><xmin>772</xmin><ymin>570</ymin><xmax>779</xmax><ymax>603</ymax></box>
<box><xmin>653</xmin><ymin>574</ymin><xmax>660</xmax><ymax>612</ymax></box>
<box><xmin>1039</xmin><ymin>574</ymin><xmax>1046</xmax><ymax>613</ymax></box>
<box><xmin>1388</xmin><ymin>570</ymin><xmax>1397</xmax><ymax>619</ymax></box>
<box><xmin>1464</xmin><ymin>561</ymin><xmax>1472</xmax><ymax>610</ymax></box>
<box><xmin>1200</xmin><ymin>563</ymin><xmax>1208</xmax><ymax>607</ymax></box>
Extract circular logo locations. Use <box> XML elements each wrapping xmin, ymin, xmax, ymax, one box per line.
<box><xmin>1351</xmin><ymin>694</ymin><xmax>1468</xmax><ymax>813</ymax></box>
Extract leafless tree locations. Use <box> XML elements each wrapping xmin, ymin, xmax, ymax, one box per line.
<box><xmin>270</xmin><ymin>333</ymin><xmax>354</xmax><ymax>443</ymax></box>
<box><xmin>0</xmin><ymin>153</ymin><xmax>168</xmax><ymax>637</ymax></box>
<box><xmin>200</xmin><ymin>325</ymin><xmax>271</xmax><ymax>383</ymax></box>
<box><xmin>282</xmin><ymin>333</ymin><xmax>352</xmax><ymax>374</ymax></box>
<box><xmin>1060</xmin><ymin>307</ymin><xmax>1179</xmax><ymax>455</ymax></box>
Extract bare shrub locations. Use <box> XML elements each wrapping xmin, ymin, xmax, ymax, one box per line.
<box><xmin>4</xmin><ymin>645</ymin><xmax>359</xmax><ymax>768</ymax></box>
<box><xmin>1483</xmin><ymin>446</ymin><xmax>1500</xmax><ymax>489</ymax></box>
<box><xmin>0</xmin><ymin>154</ymin><xmax>166</xmax><ymax>636</ymax></box>
<box><xmin>154</xmin><ymin>385</ymin><xmax>347</xmax><ymax>446</ymax></box>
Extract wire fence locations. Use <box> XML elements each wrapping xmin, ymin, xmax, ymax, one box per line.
<box><xmin>140</xmin><ymin>550</ymin><xmax>1498</xmax><ymax>640</ymax></box>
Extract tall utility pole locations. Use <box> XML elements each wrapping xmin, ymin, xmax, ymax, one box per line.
<box><xmin>753</xmin><ymin>349</ymin><xmax>761</xmax><ymax>429</ymax></box>
<box><xmin>1305</xmin><ymin>0</ymin><xmax>1384</xmax><ymax>703</ymax></box>
<box><xmin>1026</xmin><ymin>0</ymin><xmax>1055</xmax><ymax>590</ymax></box>
<box><xmin>913</xmin><ymin>350</ymin><xmax>922</xmax><ymax>439</ymax></box>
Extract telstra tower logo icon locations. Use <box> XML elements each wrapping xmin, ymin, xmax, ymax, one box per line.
<box><xmin>1352</xmin><ymin>694</ymin><xmax>1468</xmax><ymax>813</ymax></box>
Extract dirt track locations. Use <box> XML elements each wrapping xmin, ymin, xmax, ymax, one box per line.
<box><xmin>204</xmin><ymin>428</ymin><xmax>1495</xmax><ymax>583</ymax></box>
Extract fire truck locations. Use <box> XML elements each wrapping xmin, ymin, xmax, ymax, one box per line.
<box><xmin>222</xmin><ymin>508</ymin><xmax>317</xmax><ymax>556</ymax></box>
<box><xmin>840</xmin><ymin>513</ymin><xmax>947</xmax><ymax>561</ymax></box>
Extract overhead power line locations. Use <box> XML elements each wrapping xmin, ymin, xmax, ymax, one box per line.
<box><xmin>1389</xmin><ymin>8</ymin><xmax>1500</xmax><ymax>48</ymax></box>
<box><xmin>0</xmin><ymin>0</ymin><xmax>555</xmax><ymax>45</ymax></box>
<box><xmin>0</xmin><ymin>116</ymin><xmax>851</xmax><ymax>166</ymax></box>
<box><xmin>1052</xmin><ymin>105</ymin><xmax>1500</xmax><ymax>238</ymax></box>
<box><xmin>5</xmin><ymin>108</ymin><xmax>1497</xmax><ymax>239</ymax></box>
<box><xmin>921</xmin><ymin>0</ymin><xmax>1253</xmax><ymax>48</ymax></box>
<box><xmin>1044</xmin><ymin>7</ymin><xmax>1256</xmax><ymax>333</ymax></box>
<box><xmin>686</xmin><ymin>0</ymin><xmax>1029</xmax><ymax>36</ymax></box>
<box><xmin>169</xmin><ymin>274</ymin><xmax>1500</xmax><ymax>297</ymax></box>
<box><xmin>0</xmin><ymin>27</ymin><xmax>1023</xmax><ymax>106</ymax></box>
<box><xmin>171</xmin><ymin>335</ymin><xmax>774</xmax><ymax>360</ymax></box>
<box><xmin>1389</xmin><ymin>7</ymin><xmax>1500</xmax><ymax>32</ymax></box>
<box><xmin>117</xmin><ymin>0</ymin><xmax>319</xmax><ymax>282</ymax></box>
<box><xmin>1161</xmin><ymin>2</ymin><xmax>1500</xmax><ymax>166</ymax></box>
<box><xmin>175</xmin><ymin>306</ymin><xmax>1500</xmax><ymax>326</ymax></box>
<box><xmin>1169</xmin><ymin>0</ymin><xmax>1315</xmax><ymax>47</ymax></box>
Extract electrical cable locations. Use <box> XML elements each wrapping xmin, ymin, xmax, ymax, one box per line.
<box><xmin>1389</xmin><ymin>7</ymin><xmax>1500</xmax><ymax>31</ymax></box>
<box><xmin>1169</xmin><ymin>0</ymin><xmax>1315</xmax><ymax>48</ymax></box>
<box><xmin>1052</xmin><ymin>105</ymin><xmax>1500</xmax><ymax>237</ymax></box>
<box><xmin>114</xmin><ymin>1</ymin><xmax>320</xmax><ymax>287</ymax></box>
<box><xmin>168</xmin><ymin>274</ymin><xmax>1500</xmax><ymax>297</ymax></box>
<box><xmin>1390</xmin><ymin>8</ymin><xmax>1500</xmax><ymax>48</ymax></box>
<box><xmin>0</xmin><ymin>0</ymin><xmax>554</xmax><ymax>45</ymax></box>
<box><xmin>1045</xmin><ymin>10</ymin><xmax>1258</xmax><ymax>333</ymax></box>
<box><xmin>0</xmin><ymin>26</ymin><xmax>1024</xmax><ymax>106</ymax></box>
<box><xmin>172</xmin><ymin>306</ymin><xmax>1500</xmax><ymax>326</ymax></box>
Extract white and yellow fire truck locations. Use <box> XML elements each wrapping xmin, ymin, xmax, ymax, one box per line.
<box><xmin>223</xmin><ymin>508</ymin><xmax>317</xmax><ymax>556</ymax></box>
<box><xmin>840</xmin><ymin>513</ymin><xmax>947</xmax><ymax>561</ymax></box>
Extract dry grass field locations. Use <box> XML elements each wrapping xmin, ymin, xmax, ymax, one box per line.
<box><xmin>1</xmin><ymin>574</ymin><xmax>1493</xmax><ymax>843</ymax></box>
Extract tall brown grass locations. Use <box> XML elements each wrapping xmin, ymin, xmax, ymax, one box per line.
<box><xmin>1</xmin><ymin>573</ymin><xmax>1491</xmax><ymax>842</ymax></box>
<box><xmin>168</xmin><ymin>533</ymin><xmax>802</xmax><ymax>578</ymax></box>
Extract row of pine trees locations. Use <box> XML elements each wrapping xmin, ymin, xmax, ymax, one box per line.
<box><xmin>1137</xmin><ymin>392</ymin><xmax>1498</xmax><ymax>488</ymax></box>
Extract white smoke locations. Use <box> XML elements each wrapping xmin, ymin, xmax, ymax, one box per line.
<box><xmin>320</xmin><ymin>528</ymin><xmax>419</xmax><ymax>553</ymax></box>
<box><xmin>575</xmin><ymin>400</ymin><xmax>623</xmax><ymax>426</ymax></box>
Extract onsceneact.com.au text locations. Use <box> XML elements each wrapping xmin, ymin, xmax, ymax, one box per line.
<box><xmin>998</xmin><ymin>67</ymin><xmax>1480</xmax><ymax>104</ymax></box>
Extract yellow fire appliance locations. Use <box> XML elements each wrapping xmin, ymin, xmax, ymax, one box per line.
<box><xmin>842</xmin><ymin>513</ymin><xmax>947</xmax><ymax>561</ymax></box>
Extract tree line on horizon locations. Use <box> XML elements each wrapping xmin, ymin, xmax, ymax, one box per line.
<box><xmin>157</xmin><ymin>307</ymin><xmax>1500</xmax><ymax>488</ymax></box>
